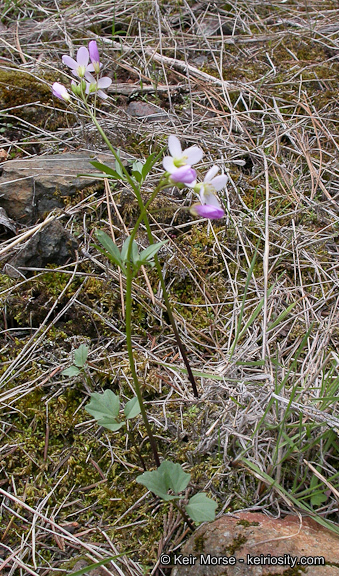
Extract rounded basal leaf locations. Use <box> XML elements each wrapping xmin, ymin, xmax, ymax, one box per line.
<box><xmin>85</xmin><ymin>390</ymin><xmax>120</xmax><ymax>423</ymax></box>
<box><xmin>96</xmin><ymin>419</ymin><xmax>124</xmax><ymax>432</ymax></box>
<box><xmin>62</xmin><ymin>365</ymin><xmax>81</xmax><ymax>377</ymax></box>
<box><xmin>136</xmin><ymin>460</ymin><xmax>190</xmax><ymax>501</ymax></box>
<box><xmin>124</xmin><ymin>397</ymin><xmax>141</xmax><ymax>419</ymax></box>
<box><xmin>74</xmin><ymin>344</ymin><xmax>89</xmax><ymax>367</ymax></box>
<box><xmin>185</xmin><ymin>493</ymin><xmax>217</xmax><ymax>523</ymax></box>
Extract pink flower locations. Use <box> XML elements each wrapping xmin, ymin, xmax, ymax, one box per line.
<box><xmin>52</xmin><ymin>82</ymin><xmax>70</xmax><ymax>102</ymax></box>
<box><xmin>170</xmin><ymin>166</ymin><xmax>197</xmax><ymax>185</ymax></box>
<box><xmin>190</xmin><ymin>200</ymin><xmax>224</xmax><ymax>220</ymax></box>
<box><xmin>190</xmin><ymin>165</ymin><xmax>227</xmax><ymax>220</ymax></box>
<box><xmin>163</xmin><ymin>135</ymin><xmax>203</xmax><ymax>175</ymax></box>
<box><xmin>85</xmin><ymin>72</ymin><xmax>112</xmax><ymax>99</ymax></box>
<box><xmin>88</xmin><ymin>41</ymin><xmax>101</xmax><ymax>74</ymax></box>
<box><xmin>62</xmin><ymin>46</ymin><xmax>91</xmax><ymax>78</ymax></box>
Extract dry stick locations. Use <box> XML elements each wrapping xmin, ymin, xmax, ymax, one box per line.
<box><xmin>0</xmin><ymin>489</ymin><xmax>121</xmax><ymax>571</ymax></box>
<box><xmin>0</xmin><ymin>214</ymin><xmax>56</xmax><ymax>257</ymax></box>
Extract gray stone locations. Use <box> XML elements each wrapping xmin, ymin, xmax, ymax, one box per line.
<box><xmin>170</xmin><ymin>512</ymin><xmax>339</xmax><ymax>575</ymax></box>
<box><xmin>127</xmin><ymin>100</ymin><xmax>168</xmax><ymax>121</ymax></box>
<box><xmin>0</xmin><ymin>151</ymin><xmax>117</xmax><ymax>224</ymax></box>
<box><xmin>4</xmin><ymin>220</ymin><xmax>77</xmax><ymax>277</ymax></box>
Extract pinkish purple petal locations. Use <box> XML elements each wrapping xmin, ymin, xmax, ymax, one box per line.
<box><xmin>52</xmin><ymin>82</ymin><xmax>70</xmax><ymax>102</ymax></box>
<box><xmin>77</xmin><ymin>46</ymin><xmax>89</xmax><ymax>67</ymax></box>
<box><xmin>168</xmin><ymin>135</ymin><xmax>182</xmax><ymax>157</ymax></box>
<box><xmin>88</xmin><ymin>41</ymin><xmax>100</xmax><ymax>64</ymax></box>
<box><xmin>170</xmin><ymin>166</ymin><xmax>197</xmax><ymax>184</ymax></box>
<box><xmin>97</xmin><ymin>76</ymin><xmax>112</xmax><ymax>89</ymax></box>
<box><xmin>62</xmin><ymin>55</ymin><xmax>78</xmax><ymax>70</ymax></box>
<box><xmin>191</xmin><ymin>203</ymin><xmax>225</xmax><ymax>219</ymax></box>
<box><xmin>97</xmin><ymin>90</ymin><xmax>108</xmax><ymax>99</ymax></box>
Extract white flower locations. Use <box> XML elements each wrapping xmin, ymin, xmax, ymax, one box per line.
<box><xmin>85</xmin><ymin>73</ymin><xmax>112</xmax><ymax>99</ymax></box>
<box><xmin>195</xmin><ymin>165</ymin><xmax>228</xmax><ymax>201</ymax></box>
<box><xmin>163</xmin><ymin>135</ymin><xmax>203</xmax><ymax>174</ymax></box>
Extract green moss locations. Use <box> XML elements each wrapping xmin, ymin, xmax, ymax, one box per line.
<box><xmin>236</xmin><ymin>519</ymin><xmax>260</xmax><ymax>527</ymax></box>
<box><xmin>194</xmin><ymin>532</ymin><xmax>206</xmax><ymax>553</ymax></box>
<box><xmin>0</xmin><ymin>69</ymin><xmax>75</xmax><ymax>147</ymax></box>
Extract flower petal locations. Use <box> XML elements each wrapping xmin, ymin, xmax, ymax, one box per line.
<box><xmin>97</xmin><ymin>90</ymin><xmax>109</xmax><ymax>99</ymax></box>
<box><xmin>163</xmin><ymin>156</ymin><xmax>176</xmax><ymax>172</ymax></box>
<box><xmin>62</xmin><ymin>55</ymin><xmax>78</xmax><ymax>69</ymax></box>
<box><xmin>97</xmin><ymin>76</ymin><xmax>112</xmax><ymax>89</ymax></box>
<box><xmin>170</xmin><ymin>166</ymin><xmax>197</xmax><ymax>184</ymax></box>
<box><xmin>88</xmin><ymin>40</ymin><xmax>100</xmax><ymax>64</ymax></box>
<box><xmin>204</xmin><ymin>165</ymin><xmax>219</xmax><ymax>182</ymax></box>
<box><xmin>210</xmin><ymin>175</ymin><xmax>228</xmax><ymax>191</ymax></box>
<box><xmin>77</xmin><ymin>46</ymin><xmax>89</xmax><ymax>66</ymax></box>
<box><xmin>191</xmin><ymin>203</ymin><xmax>224</xmax><ymax>219</ymax></box>
<box><xmin>52</xmin><ymin>82</ymin><xmax>70</xmax><ymax>102</ymax></box>
<box><xmin>200</xmin><ymin>190</ymin><xmax>222</xmax><ymax>207</ymax></box>
<box><xmin>85</xmin><ymin>71</ymin><xmax>96</xmax><ymax>83</ymax></box>
<box><xmin>168</xmin><ymin>135</ymin><xmax>182</xmax><ymax>158</ymax></box>
<box><xmin>184</xmin><ymin>145</ymin><xmax>203</xmax><ymax>166</ymax></box>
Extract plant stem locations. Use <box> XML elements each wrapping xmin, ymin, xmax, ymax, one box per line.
<box><xmin>172</xmin><ymin>501</ymin><xmax>195</xmax><ymax>531</ymax></box>
<box><xmin>125</xmin><ymin>265</ymin><xmax>160</xmax><ymax>468</ymax></box>
<box><xmin>87</xmin><ymin>108</ymin><xmax>199</xmax><ymax>398</ymax></box>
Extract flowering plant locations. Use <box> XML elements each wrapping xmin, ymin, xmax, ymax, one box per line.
<box><xmin>55</xmin><ymin>41</ymin><xmax>225</xmax><ymax>526</ymax></box>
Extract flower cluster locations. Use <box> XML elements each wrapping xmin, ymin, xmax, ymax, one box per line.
<box><xmin>163</xmin><ymin>136</ymin><xmax>226</xmax><ymax>220</ymax></box>
<box><xmin>52</xmin><ymin>41</ymin><xmax>111</xmax><ymax>103</ymax></box>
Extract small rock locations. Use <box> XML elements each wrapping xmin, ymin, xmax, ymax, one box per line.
<box><xmin>127</xmin><ymin>100</ymin><xmax>168</xmax><ymax>121</ymax></box>
<box><xmin>0</xmin><ymin>151</ymin><xmax>117</xmax><ymax>224</ymax></box>
<box><xmin>197</xmin><ymin>17</ymin><xmax>233</xmax><ymax>36</ymax></box>
<box><xmin>4</xmin><ymin>220</ymin><xmax>77</xmax><ymax>277</ymax></box>
<box><xmin>170</xmin><ymin>512</ymin><xmax>339</xmax><ymax>575</ymax></box>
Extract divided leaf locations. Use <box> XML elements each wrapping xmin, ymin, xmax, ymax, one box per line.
<box><xmin>136</xmin><ymin>460</ymin><xmax>190</xmax><ymax>501</ymax></box>
<box><xmin>62</xmin><ymin>365</ymin><xmax>81</xmax><ymax>377</ymax></box>
<box><xmin>124</xmin><ymin>397</ymin><xmax>141</xmax><ymax>419</ymax></box>
<box><xmin>74</xmin><ymin>344</ymin><xmax>89</xmax><ymax>368</ymax></box>
<box><xmin>85</xmin><ymin>390</ymin><xmax>123</xmax><ymax>431</ymax></box>
<box><xmin>185</xmin><ymin>493</ymin><xmax>217</xmax><ymax>523</ymax></box>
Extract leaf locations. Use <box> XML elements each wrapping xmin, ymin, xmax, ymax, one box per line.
<box><xmin>85</xmin><ymin>390</ymin><xmax>121</xmax><ymax>430</ymax></box>
<box><xmin>311</xmin><ymin>492</ymin><xmax>328</xmax><ymax>507</ymax></box>
<box><xmin>139</xmin><ymin>241</ymin><xmax>168</xmax><ymax>264</ymax></box>
<box><xmin>120</xmin><ymin>236</ymin><xmax>139</xmax><ymax>265</ymax></box>
<box><xmin>185</xmin><ymin>493</ymin><xmax>217</xmax><ymax>523</ymax></box>
<box><xmin>69</xmin><ymin>554</ymin><xmax>126</xmax><ymax>576</ymax></box>
<box><xmin>124</xmin><ymin>397</ymin><xmax>141</xmax><ymax>419</ymax></box>
<box><xmin>141</xmin><ymin>148</ymin><xmax>165</xmax><ymax>180</ymax></box>
<box><xmin>136</xmin><ymin>460</ymin><xmax>190</xmax><ymax>501</ymax></box>
<box><xmin>74</xmin><ymin>344</ymin><xmax>89</xmax><ymax>368</ymax></box>
<box><xmin>90</xmin><ymin>160</ymin><xmax>124</xmax><ymax>181</ymax></box>
<box><xmin>95</xmin><ymin>231</ymin><xmax>122</xmax><ymax>265</ymax></box>
<box><xmin>62</xmin><ymin>365</ymin><xmax>81</xmax><ymax>377</ymax></box>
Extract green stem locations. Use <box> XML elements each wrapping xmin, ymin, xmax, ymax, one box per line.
<box><xmin>87</xmin><ymin>108</ymin><xmax>199</xmax><ymax>398</ymax></box>
<box><xmin>125</xmin><ymin>266</ymin><xmax>160</xmax><ymax>468</ymax></box>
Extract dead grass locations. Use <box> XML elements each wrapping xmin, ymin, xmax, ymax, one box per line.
<box><xmin>1</xmin><ymin>0</ymin><xmax>339</xmax><ymax>574</ymax></box>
